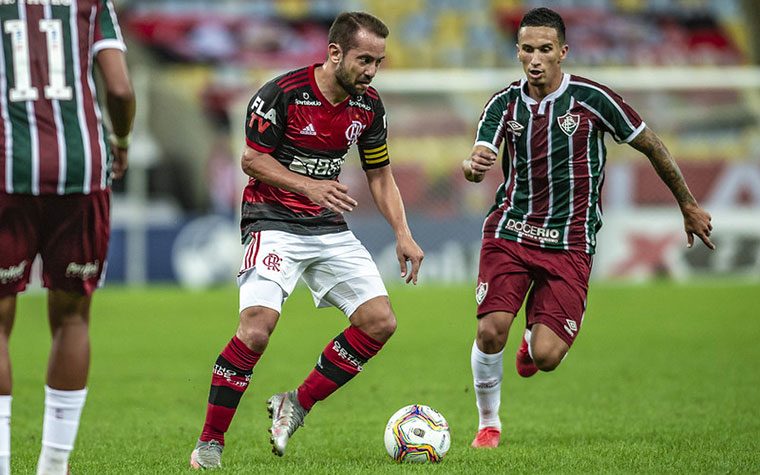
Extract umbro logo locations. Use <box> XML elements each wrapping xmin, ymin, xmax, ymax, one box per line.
<box><xmin>300</xmin><ymin>123</ymin><xmax>317</xmax><ymax>136</ymax></box>
<box><xmin>506</xmin><ymin>120</ymin><xmax>524</xmax><ymax>136</ymax></box>
<box><xmin>563</xmin><ymin>318</ymin><xmax>578</xmax><ymax>337</ymax></box>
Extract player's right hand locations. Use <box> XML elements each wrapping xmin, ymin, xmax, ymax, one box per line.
<box><xmin>304</xmin><ymin>180</ymin><xmax>357</xmax><ymax>214</ymax></box>
<box><xmin>464</xmin><ymin>146</ymin><xmax>497</xmax><ymax>182</ymax></box>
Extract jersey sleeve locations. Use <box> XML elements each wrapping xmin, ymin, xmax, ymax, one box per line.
<box><xmin>244</xmin><ymin>81</ymin><xmax>287</xmax><ymax>154</ymax></box>
<box><xmin>93</xmin><ymin>0</ymin><xmax>127</xmax><ymax>55</ymax></box>
<box><xmin>593</xmin><ymin>87</ymin><xmax>646</xmax><ymax>144</ymax></box>
<box><xmin>474</xmin><ymin>92</ymin><xmax>514</xmax><ymax>154</ymax></box>
<box><xmin>357</xmin><ymin>98</ymin><xmax>389</xmax><ymax>170</ymax></box>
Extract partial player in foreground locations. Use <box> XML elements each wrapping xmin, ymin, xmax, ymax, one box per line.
<box><xmin>189</xmin><ymin>11</ymin><xmax>423</xmax><ymax>469</ymax></box>
<box><xmin>0</xmin><ymin>1</ymin><xmax>135</xmax><ymax>474</ymax></box>
<box><xmin>463</xmin><ymin>7</ymin><xmax>715</xmax><ymax>449</ymax></box>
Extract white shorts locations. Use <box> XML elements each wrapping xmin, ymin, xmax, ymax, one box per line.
<box><xmin>237</xmin><ymin>230</ymin><xmax>387</xmax><ymax>317</ymax></box>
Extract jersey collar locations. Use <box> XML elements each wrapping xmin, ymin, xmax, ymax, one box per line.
<box><xmin>520</xmin><ymin>73</ymin><xmax>570</xmax><ymax>115</ymax></box>
<box><xmin>309</xmin><ymin>63</ymin><xmax>351</xmax><ymax>111</ymax></box>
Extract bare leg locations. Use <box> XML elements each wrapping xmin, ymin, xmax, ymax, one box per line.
<box><xmin>0</xmin><ymin>296</ymin><xmax>16</xmax><ymax>395</ymax></box>
<box><xmin>46</xmin><ymin>290</ymin><xmax>91</xmax><ymax>390</ymax></box>
<box><xmin>529</xmin><ymin>323</ymin><xmax>569</xmax><ymax>372</ymax></box>
<box><xmin>348</xmin><ymin>296</ymin><xmax>396</xmax><ymax>343</ymax></box>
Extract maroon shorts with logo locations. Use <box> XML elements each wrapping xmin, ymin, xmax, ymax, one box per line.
<box><xmin>0</xmin><ymin>191</ymin><xmax>110</xmax><ymax>297</ymax></box>
<box><xmin>476</xmin><ymin>237</ymin><xmax>593</xmax><ymax>346</ymax></box>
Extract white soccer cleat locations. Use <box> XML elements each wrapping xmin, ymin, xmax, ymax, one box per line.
<box><xmin>266</xmin><ymin>390</ymin><xmax>308</xmax><ymax>456</ymax></box>
<box><xmin>190</xmin><ymin>439</ymin><xmax>223</xmax><ymax>469</ymax></box>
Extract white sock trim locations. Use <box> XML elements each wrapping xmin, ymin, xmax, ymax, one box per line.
<box><xmin>471</xmin><ymin>339</ymin><xmax>505</xmax><ymax>363</ymax></box>
<box><xmin>41</xmin><ymin>386</ymin><xmax>87</xmax><ymax>452</ymax></box>
<box><xmin>524</xmin><ymin>327</ymin><xmax>534</xmax><ymax>360</ymax></box>
<box><xmin>471</xmin><ymin>340</ymin><xmax>503</xmax><ymax>431</ymax></box>
<box><xmin>0</xmin><ymin>395</ymin><xmax>9</xmax><ymax>459</ymax></box>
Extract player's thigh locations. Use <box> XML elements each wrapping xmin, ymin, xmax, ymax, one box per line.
<box><xmin>237</xmin><ymin>230</ymin><xmax>313</xmax><ymax>314</ymax></box>
<box><xmin>39</xmin><ymin>191</ymin><xmax>110</xmax><ymax>296</ymax></box>
<box><xmin>526</xmin><ymin>249</ymin><xmax>592</xmax><ymax>348</ymax></box>
<box><xmin>0</xmin><ymin>193</ymin><xmax>41</xmax><ymax>297</ymax></box>
<box><xmin>302</xmin><ymin>232</ymin><xmax>388</xmax><ymax>317</ymax></box>
<box><xmin>475</xmin><ymin>238</ymin><xmax>532</xmax><ymax>318</ymax></box>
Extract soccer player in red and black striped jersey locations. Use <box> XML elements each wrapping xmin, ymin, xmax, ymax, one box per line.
<box><xmin>189</xmin><ymin>12</ymin><xmax>424</xmax><ymax>468</ymax></box>
<box><xmin>0</xmin><ymin>1</ymin><xmax>135</xmax><ymax>473</ymax></box>
<box><xmin>464</xmin><ymin>7</ymin><xmax>715</xmax><ymax>449</ymax></box>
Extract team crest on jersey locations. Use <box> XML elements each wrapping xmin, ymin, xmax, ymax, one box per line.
<box><xmin>557</xmin><ymin>112</ymin><xmax>580</xmax><ymax>136</ymax></box>
<box><xmin>475</xmin><ymin>281</ymin><xmax>488</xmax><ymax>304</ymax></box>
<box><xmin>345</xmin><ymin>120</ymin><xmax>366</xmax><ymax>145</ymax></box>
<box><xmin>506</xmin><ymin>120</ymin><xmax>524</xmax><ymax>137</ymax></box>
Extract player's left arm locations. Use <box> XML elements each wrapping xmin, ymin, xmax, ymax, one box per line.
<box><xmin>629</xmin><ymin>127</ymin><xmax>715</xmax><ymax>250</ymax></box>
<box><xmin>365</xmin><ymin>166</ymin><xmax>424</xmax><ymax>284</ymax></box>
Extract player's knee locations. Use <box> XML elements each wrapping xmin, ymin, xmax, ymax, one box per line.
<box><xmin>369</xmin><ymin>310</ymin><xmax>397</xmax><ymax>342</ymax></box>
<box><xmin>476</xmin><ymin>323</ymin><xmax>507</xmax><ymax>352</ymax></box>
<box><xmin>236</xmin><ymin>325</ymin><xmax>270</xmax><ymax>352</ymax></box>
<box><xmin>237</xmin><ymin>307</ymin><xmax>277</xmax><ymax>352</ymax></box>
<box><xmin>532</xmin><ymin>347</ymin><xmax>566</xmax><ymax>372</ymax></box>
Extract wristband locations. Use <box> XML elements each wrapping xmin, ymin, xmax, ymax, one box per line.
<box><xmin>110</xmin><ymin>132</ymin><xmax>132</xmax><ymax>149</ymax></box>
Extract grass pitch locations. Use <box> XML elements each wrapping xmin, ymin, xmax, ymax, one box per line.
<box><xmin>8</xmin><ymin>281</ymin><xmax>760</xmax><ymax>474</ymax></box>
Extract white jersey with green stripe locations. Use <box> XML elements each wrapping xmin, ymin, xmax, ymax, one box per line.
<box><xmin>475</xmin><ymin>73</ymin><xmax>645</xmax><ymax>254</ymax></box>
<box><xmin>0</xmin><ymin>0</ymin><xmax>125</xmax><ymax>195</ymax></box>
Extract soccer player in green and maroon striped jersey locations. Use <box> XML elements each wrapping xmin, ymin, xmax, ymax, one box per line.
<box><xmin>464</xmin><ymin>7</ymin><xmax>714</xmax><ymax>449</ymax></box>
<box><xmin>0</xmin><ymin>1</ymin><xmax>135</xmax><ymax>473</ymax></box>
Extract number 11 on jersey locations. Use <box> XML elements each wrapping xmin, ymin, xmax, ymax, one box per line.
<box><xmin>3</xmin><ymin>18</ymin><xmax>73</xmax><ymax>102</ymax></box>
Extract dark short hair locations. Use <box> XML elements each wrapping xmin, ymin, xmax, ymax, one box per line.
<box><xmin>328</xmin><ymin>11</ymin><xmax>389</xmax><ymax>53</ymax></box>
<box><xmin>519</xmin><ymin>7</ymin><xmax>566</xmax><ymax>44</ymax></box>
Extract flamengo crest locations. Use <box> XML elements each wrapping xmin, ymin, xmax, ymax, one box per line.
<box><xmin>557</xmin><ymin>112</ymin><xmax>580</xmax><ymax>136</ymax></box>
<box><xmin>345</xmin><ymin>120</ymin><xmax>366</xmax><ymax>145</ymax></box>
<box><xmin>262</xmin><ymin>252</ymin><xmax>282</xmax><ymax>272</ymax></box>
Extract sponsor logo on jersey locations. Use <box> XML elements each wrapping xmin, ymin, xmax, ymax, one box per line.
<box><xmin>563</xmin><ymin>318</ymin><xmax>578</xmax><ymax>337</ymax></box>
<box><xmin>475</xmin><ymin>281</ymin><xmax>488</xmax><ymax>304</ymax></box>
<box><xmin>349</xmin><ymin>99</ymin><xmax>371</xmax><ymax>111</ymax></box>
<box><xmin>506</xmin><ymin>120</ymin><xmax>525</xmax><ymax>136</ymax></box>
<box><xmin>295</xmin><ymin>99</ymin><xmax>322</xmax><ymax>107</ymax></box>
<box><xmin>345</xmin><ymin>120</ymin><xmax>366</xmax><ymax>145</ymax></box>
<box><xmin>0</xmin><ymin>261</ymin><xmax>26</xmax><ymax>284</ymax></box>
<box><xmin>289</xmin><ymin>155</ymin><xmax>345</xmax><ymax>179</ymax></box>
<box><xmin>262</xmin><ymin>252</ymin><xmax>281</xmax><ymax>272</ymax></box>
<box><xmin>249</xmin><ymin>96</ymin><xmax>277</xmax><ymax>133</ymax></box>
<box><xmin>300</xmin><ymin>123</ymin><xmax>317</xmax><ymax>135</ymax></box>
<box><xmin>65</xmin><ymin>260</ymin><xmax>100</xmax><ymax>280</ymax></box>
<box><xmin>557</xmin><ymin>112</ymin><xmax>580</xmax><ymax>136</ymax></box>
<box><xmin>505</xmin><ymin>219</ymin><xmax>560</xmax><ymax>243</ymax></box>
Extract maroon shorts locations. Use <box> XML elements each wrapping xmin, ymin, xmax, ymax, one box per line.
<box><xmin>476</xmin><ymin>237</ymin><xmax>593</xmax><ymax>346</ymax></box>
<box><xmin>0</xmin><ymin>191</ymin><xmax>110</xmax><ymax>297</ymax></box>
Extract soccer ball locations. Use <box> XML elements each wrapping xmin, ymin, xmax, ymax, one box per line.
<box><xmin>384</xmin><ymin>404</ymin><xmax>451</xmax><ymax>463</ymax></box>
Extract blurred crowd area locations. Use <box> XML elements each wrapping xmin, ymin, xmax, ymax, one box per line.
<box><xmin>123</xmin><ymin>0</ymin><xmax>751</xmax><ymax>68</ymax></box>
<box><xmin>105</xmin><ymin>0</ymin><xmax>760</xmax><ymax>284</ymax></box>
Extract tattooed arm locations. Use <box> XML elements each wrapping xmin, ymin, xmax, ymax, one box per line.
<box><xmin>629</xmin><ymin>127</ymin><xmax>715</xmax><ymax>250</ymax></box>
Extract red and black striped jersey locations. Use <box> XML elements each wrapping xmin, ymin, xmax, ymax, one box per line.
<box><xmin>0</xmin><ymin>0</ymin><xmax>125</xmax><ymax>195</ymax></box>
<box><xmin>475</xmin><ymin>73</ymin><xmax>645</xmax><ymax>254</ymax></box>
<box><xmin>241</xmin><ymin>63</ymin><xmax>389</xmax><ymax>238</ymax></box>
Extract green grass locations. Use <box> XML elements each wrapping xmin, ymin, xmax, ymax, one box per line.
<box><xmin>9</xmin><ymin>282</ymin><xmax>760</xmax><ymax>474</ymax></box>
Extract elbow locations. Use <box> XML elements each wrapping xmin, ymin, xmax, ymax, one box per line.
<box><xmin>107</xmin><ymin>81</ymin><xmax>135</xmax><ymax>104</ymax></box>
<box><xmin>241</xmin><ymin>152</ymin><xmax>259</xmax><ymax>178</ymax></box>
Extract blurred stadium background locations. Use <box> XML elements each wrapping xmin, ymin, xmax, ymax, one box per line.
<box><xmin>100</xmin><ymin>0</ymin><xmax>760</xmax><ymax>288</ymax></box>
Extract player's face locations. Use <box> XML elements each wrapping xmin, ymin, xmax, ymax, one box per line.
<box><xmin>517</xmin><ymin>26</ymin><xmax>568</xmax><ymax>93</ymax></box>
<box><xmin>335</xmin><ymin>28</ymin><xmax>386</xmax><ymax>96</ymax></box>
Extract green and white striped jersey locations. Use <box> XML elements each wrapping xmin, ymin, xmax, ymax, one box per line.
<box><xmin>0</xmin><ymin>0</ymin><xmax>125</xmax><ymax>195</ymax></box>
<box><xmin>475</xmin><ymin>73</ymin><xmax>645</xmax><ymax>254</ymax></box>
